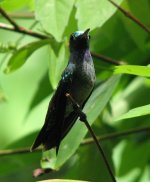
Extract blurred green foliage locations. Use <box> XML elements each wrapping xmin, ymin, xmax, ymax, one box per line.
<box><xmin>0</xmin><ymin>0</ymin><xmax>150</xmax><ymax>182</ymax></box>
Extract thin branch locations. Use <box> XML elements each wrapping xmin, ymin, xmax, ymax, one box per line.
<box><xmin>108</xmin><ymin>0</ymin><xmax>150</xmax><ymax>34</ymax></box>
<box><xmin>0</xmin><ymin>22</ymin><xmax>48</xmax><ymax>39</ymax></box>
<box><xmin>0</xmin><ymin>147</ymin><xmax>42</xmax><ymax>156</ymax></box>
<box><xmin>66</xmin><ymin>93</ymin><xmax>116</xmax><ymax>182</ymax></box>
<box><xmin>91</xmin><ymin>52</ymin><xmax>123</xmax><ymax>65</ymax></box>
<box><xmin>0</xmin><ymin>126</ymin><xmax>149</xmax><ymax>156</ymax></box>
<box><xmin>82</xmin><ymin>125</ymin><xmax>150</xmax><ymax>145</ymax></box>
<box><xmin>0</xmin><ymin>7</ymin><xmax>19</xmax><ymax>29</ymax></box>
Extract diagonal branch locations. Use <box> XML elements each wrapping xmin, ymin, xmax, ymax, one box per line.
<box><xmin>65</xmin><ymin>93</ymin><xmax>116</xmax><ymax>182</ymax></box>
<box><xmin>0</xmin><ymin>7</ymin><xmax>19</xmax><ymax>29</ymax></box>
<box><xmin>91</xmin><ymin>52</ymin><xmax>123</xmax><ymax>65</ymax></box>
<box><xmin>108</xmin><ymin>0</ymin><xmax>150</xmax><ymax>34</ymax></box>
<box><xmin>0</xmin><ymin>22</ymin><xmax>48</xmax><ymax>39</ymax></box>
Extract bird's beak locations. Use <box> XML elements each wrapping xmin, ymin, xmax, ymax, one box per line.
<box><xmin>81</xmin><ymin>28</ymin><xmax>90</xmax><ymax>38</ymax></box>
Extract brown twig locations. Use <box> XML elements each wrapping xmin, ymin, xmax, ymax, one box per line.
<box><xmin>66</xmin><ymin>93</ymin><xmax>116</xmax><ymax>182</ymax></box>
<box><xmin>82</xmin><ymin>125</ymin><xmax>150</xmax><ymax>145</ymax></box>
<box><xmin>108</xmin><ymin>0</ymin><xmax>150</xmax><ymax>34</ymax></box>
<box><xmin>0</xmin><ymin>22</ymin><xmax>48</xmax><ymax>39</ymax></box>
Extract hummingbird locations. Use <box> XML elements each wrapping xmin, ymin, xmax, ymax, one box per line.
<box><xmin>31</xmin><ymin>28</ymin><xmax>96</xmax><ymax>154</ymax></box>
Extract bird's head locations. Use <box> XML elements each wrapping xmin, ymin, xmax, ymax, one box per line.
<box><xmin>69</xmin><ymin>28</ymin><xmax>90</xmax><ymax>52</ymax></box>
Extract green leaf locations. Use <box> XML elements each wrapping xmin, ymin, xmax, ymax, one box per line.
<box><xmin>41</xmin><ymin>75</ymin><xmax>120</xmax><ymax>169</ymax></box>
<box><xmin>115</xmin><ymin>104</ymin><xmax>150</xmax><ymax>121</ymax></box>
<box><xmin>48</xmin><ymin>43</ymin><xmax>68</xmax><ymax>89</ymax></box>
<box><xmin>75</xmin><ymin>0</ymin><xmax>123</xmax><ymax>30</ymax></box>
<box><xmin>64</xmin><ymin>141</ymin><xmax>114</xmax><ymax>182</ymax></box>
<box><xmin>35</xmin><ymin>0</ymin><xmax>75</xmax><ymax>41</ymax></box>
<box><xmin>114</xmin><ymin>65</ymin><xmax>150</xmax><ymax>77</ymax></box>
<box><xmin>0</xmin><ymin>86</ymin><xmax>6</xmax><ymax>102</ymax></box>
<box><xmin>4</xmin><ymin>39</ymin><xmax>50</xmax><ymax>74</ymax></box>
<box><xmin>0</xmin><ymin>0</ymin><xmax>34</xmax><ymax>11</ymax></box>
<box><xmin>27</xmin><ymin>71</ymin><xmax>53</xmax><ymax>114</ymax></box>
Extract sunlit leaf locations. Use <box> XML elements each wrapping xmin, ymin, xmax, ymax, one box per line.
<box><xmin>0</xmin><ymin>0</ymin><xmax>34</xmax><ymax>11</ymax></box>
<box><xmin>115</xmin><ymin>104</ymin><xmax>150</xmax><ymax>121</ymax></box>
<box><xmin>35</xmin><ymin>0</ymin><xmax>75</xmax><ymax>41</ymax></box>
<box><xmin>75</xmin><ymin>0</ymin><xmax>123</xmax><ymax>30</ymax></box>
<box><xmin>114</xmin><ymin>65</ymin><xmax>150</xmax><ymax>77</ymax></box>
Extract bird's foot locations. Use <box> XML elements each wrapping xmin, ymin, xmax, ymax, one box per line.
<box><xmin>65</xmin><ymin>92</ymin><xmax>87</xmax><ymax>122</ymax></box>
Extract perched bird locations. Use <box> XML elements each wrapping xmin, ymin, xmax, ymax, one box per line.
<box><xmin>31</xmin><ymin>29</ymin><xmax>96</xmax><ymax>154</ymax></box>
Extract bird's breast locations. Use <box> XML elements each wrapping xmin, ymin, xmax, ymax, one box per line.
<box><xmin>70</xmin><ymin>61</ymin><xmax>95</xmax><ymax>105</ymax></box>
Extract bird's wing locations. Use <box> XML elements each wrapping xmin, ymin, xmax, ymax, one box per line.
<box><xmin>31</xmin><ymin>64</ymin><xmax>75</xmax><ymax>152</ymax></box>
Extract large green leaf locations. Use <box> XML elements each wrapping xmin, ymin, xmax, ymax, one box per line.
<box><xmin>41</xmin><ymin>75</ymin><xmax>120</xmax><ymax>170</ymax></box>
<box><xmin>114</xmin><ymin>65</ymin><xmax>150</xmax><ymax>77</ymax></box>
<box><xmin>114</xmin><ymin>104</ymin><xmax>150</xmax><ymax>121</ymax></box>
<box><xmin>4</xmin><ymin>39</ymin><xmax>50</xmax><ymax>74</ymax></box>
<box><xmin>75</xmin><ymin>0</ymin><xmax>123</xmax><ymax>30</ymax></box>
<box><xmin>35</xmin><ymin>0</ymin><xmax>75</xmax><ymax>41</ymax></box>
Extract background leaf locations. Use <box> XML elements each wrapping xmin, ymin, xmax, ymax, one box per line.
<box><xmin>48</xmin><ymin>43</ymin><xmax>68</xmax><ymax>89</ymax></box>
<box><xmin>115</xmin><ymin>104</ymin><xmax>150</xmax><ymax>121</ymax></box>
<box><xmin>114</xmin><ymin>65</ymin><xmax>150</xmax><ymax>77</ymax></box>
<box><xmin>35</xmin><ymin>0</ymin><xmax>75</xmax><ymax>41</ymax></box>
<box><xmin>4</xmin><ymin>39</ymin><xmax>51</xmax><ymax>73</ymax></box>
<box><xmin>75</xmin><ymin>0</ymin><xmax>123</xmax><ymax>30</ymax></box>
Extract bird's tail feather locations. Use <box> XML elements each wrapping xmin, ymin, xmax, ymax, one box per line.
<box><xmin>30</xmin><ymin>124</ymin><xmax>61</xmax><ymax>153</ymax></box>
<box><xmin>30</xmin><ymin>125</ymin><xmax>46</xmax><ymax>152</ymax></box>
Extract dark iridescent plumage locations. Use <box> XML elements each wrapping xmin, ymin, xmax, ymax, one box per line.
<box><xmin>31</xmin><ymin>29</ymin><xmax>95</xmax><ymax>154</ymax></box>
